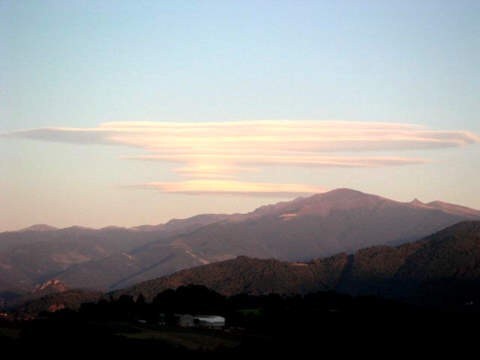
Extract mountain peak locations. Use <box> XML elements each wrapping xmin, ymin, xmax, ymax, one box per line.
<box><xmin>20</xmin><ymin>224</ymin><xmax>58</xmax><ymax>232</ymax></box>
<box><xmin>410</xmin><ymin>198</ymin><xmax>425</xmax><ymax>207</ymax></box>
<box><xmin>311</xmin><ymin>188</ymin><xmax>389</xmax><ymax>201</ymax></box>
<box><xmin>250</xmin><ymin>188</ymin><xmax>396</xmax><ymax>219</ymax></box>
<box><xmin>323</xmin><ymin>188</ymin><xmax>366</xmax><ymax>196</ymax></box>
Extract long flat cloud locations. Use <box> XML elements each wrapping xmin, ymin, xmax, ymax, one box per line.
<box><xmin>6</xmin><ymin>121</ymin><xmax>478</xmax><ymax>152</ymax></box>
<box><xmin>137</xmin><ymin>180</ymin><xmax>327</xmax><ymax>197</ymax></box>
<box><xmin>3</xmin><ymin>120</ymin><xmax>479</xmax><ymax>196</ymax></box>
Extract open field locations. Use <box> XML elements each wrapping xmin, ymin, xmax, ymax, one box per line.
<box><xmin>118</xmin><ymin>325</ymin><xmax>241</xmax><ymax>351</ymax></box>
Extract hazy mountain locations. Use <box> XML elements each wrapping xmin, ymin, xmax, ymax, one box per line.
<box><xmin>1</xmin><ymin>189</ymin><xmax>479</xmax><ymax>300</ymax></box>
<box><xmin>56</xmin><ymin>245</ymin><xmax>208</xmax><ymax>290</ymax></box>
<box><xmin>132</xmin><ymin>214</ymin><xmax>230</xmax><ymax>234</ymax></box>
<box><xmin>167</xmin><ymin>188</ymin><xmax>479</xmax><ymax>262</ymax></box>
<box><xmin>425</xmin><ymin>201</ymin><xmax>480</xmax><ymax>217</ymax></box>
<box><xmin>0</xmin><ymin>216</ymin><xmax>228</xmax><ymax>300</ymax></box>
<box><xmin>116</xmin><ymin>221</ymin><xmax>480</xmax><ymax>307</ymax></box>
<box><xmin>0</xmin><ymin>227</ymin><xmax>156</xmax><ymax>292</ymax></box>
<box><xmin>83</xmin><ymin>188</ymin><xmax>478</xmax><ymax>291</ymax></box>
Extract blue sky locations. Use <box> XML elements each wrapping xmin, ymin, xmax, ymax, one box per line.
<box><xmin>1</xmin><ymin>1</ymin><xmax>479</xmax><ymax>230</ymax></box>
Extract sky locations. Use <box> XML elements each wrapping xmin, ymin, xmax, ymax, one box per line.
<box><xmin>1</xmin><ymin>0</ymin><xmax>479</xmax><ymax>231</ymax></box>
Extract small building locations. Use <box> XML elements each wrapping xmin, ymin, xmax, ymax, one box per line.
<box><xmin>194</xmin><ymin>315</ymin><xmax>226</xmax><ymax>329</ymax></box>
<box><xmin>175</xmin><ymin>314</ymin><xmax>226</xmax><ymax>329</ymax></box>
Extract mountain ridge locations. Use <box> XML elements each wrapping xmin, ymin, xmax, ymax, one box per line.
<box><xmin>1</xmin><ymin>189</ymin><xmax>479</xmax><ymax>303</ymax></box>
<box><xmin>115</xmin><ymin>221</ymin><xmax>480</xmax><ymax>306</ymax></box>
<box><xmin>6</xmin><ymin>188</ymin><xmax>480</xmax><ymax>233</ymax></box>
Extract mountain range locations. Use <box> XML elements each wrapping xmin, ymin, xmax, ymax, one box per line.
<box><xmin>16</xmin><ymin>221</ymin><xmax>480</xmax><ymax>315</ymax></box>
<box><xmin>116</xmin><ymin>221</ymin><xmax>480</xmax><ymax>308</ymax></box>
<box><xmin>1</xmin><ymin>188</ymin><xmax>479</xmax><ymax>306</ymax></box>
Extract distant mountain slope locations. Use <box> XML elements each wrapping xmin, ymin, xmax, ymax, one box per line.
<box><xmin>89</xmin><ymin>189</ymin><xmax>478</xmax><ymax>291</ymax></box>
<box><xmin>1</xmin><ymin>189</ymin><xmax>479</xmax><ymax>299</ymax></box>
<box><xmin>56</xmin><ymin>245</ymin><xmax>207</xmax><ymax>290</ymax></box>
<box><xmin>190</xmin><ymin>189</ymin><xmax>479</xmax><ymax>259</ymax></box>
<box><xmin>0</xmin><ymin>227</ymin><xmax>159</xmax><ymax>293</ymax></box>
<box><xmin>44</xmin><ymin>189</ymin><xmax>476</xmax><ymax>291</ymax></box>
<box><xmin>0</xmin><ymin>215</ymin><xmax>229</xmax><ymax>298</ymax></box>
<box><xmin>424</xmin><ymin>201</ymin><xmax>480</xmax><ymax>218</ymax></box>
<box><xmin>116</xmin><ymin>221</ymin><xmax>480</xmax><ymax>307</ymax></box>
<box><xmin>132</xmin><ymin>214</ymin><xmax>230</xmax><ymax>234</ymax></box>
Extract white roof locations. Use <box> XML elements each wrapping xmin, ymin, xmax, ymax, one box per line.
<box><xmin>194</xmin><ymin>315</ymin><xmax>225</xmax><ymax>322</ymax></box>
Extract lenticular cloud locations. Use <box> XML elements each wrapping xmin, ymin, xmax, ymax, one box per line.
<box><xmin>4</xmin><ymin>120</ymin><xmax>479</xmax><ymax>195</ymax></box>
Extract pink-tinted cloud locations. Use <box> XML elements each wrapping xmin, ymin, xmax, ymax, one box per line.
<box><xmin>139</xmin><ymin>180</ymin><xmax>327</xmax><ymax>197</ymax></box>
<box><xmin>126</xmin><ymin>153</ymin><xmax>427</xmax><ymax>168</ymax></box>
<box><xmin>3</xmin><ymin>120</ymin><xmax>478</xmax><ymax>196</ymax></box>
<box><xmin>5</xmin><ymin>121</ymin><xmax>478</xmax><ymax>152</ymax></box>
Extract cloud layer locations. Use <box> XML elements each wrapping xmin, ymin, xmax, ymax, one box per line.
<box><xmin>138</xmin><ymin>180</ymin><xmax>327</xmax><ymax>197</ymax></box>
<box><xmin>4</xmin><ymin>120</ymin><xmax>479</xmax><ymax>196</ymax></box>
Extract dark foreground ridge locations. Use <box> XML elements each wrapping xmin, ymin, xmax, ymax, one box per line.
<box><xmin>1</xmin><ymin>285</ymin><xmax>479</xmax><ymax>355</ymax></box>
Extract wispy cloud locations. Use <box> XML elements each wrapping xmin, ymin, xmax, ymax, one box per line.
<box><xmin>137</xmin><ymin>180</ymin><xmax>327</xmax><ymax>197</ymax></box>
<box><xmin>4</xmin><ymin>120</ymin><xmax>479</xmax><ymax>196</ymax></box>
<box><xmin>126</xmin><ymin>153</ymin><xmax>427</xmax><ymax>168</ymax></box>
<box><xmin>5</xmin><ymin>121</ymin><xmax>478</xmax><ymax>151</ymax></box>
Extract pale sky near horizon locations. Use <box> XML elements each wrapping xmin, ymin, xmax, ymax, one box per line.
<box><xmin>1</xmin><ymin>0</ymin><xmax>479</xmax><ymax>231</ymax></box>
